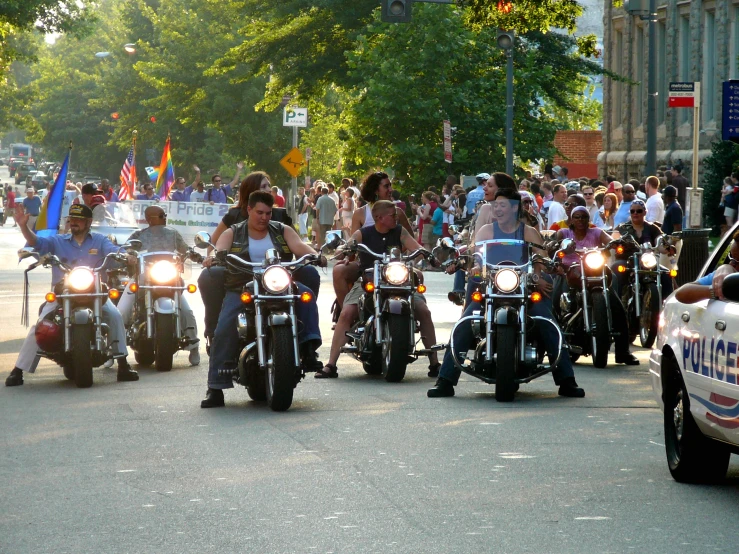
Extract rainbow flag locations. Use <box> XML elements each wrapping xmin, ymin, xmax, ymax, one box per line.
<box><xmin>35</xmin><ymin>150</ymin><xmax>69</xmax><ymax>238</ymax></box>
<box><xmin>154</xmin><ymin>135</ymin><xmax>175</xmax><ymax>199</ymax></box>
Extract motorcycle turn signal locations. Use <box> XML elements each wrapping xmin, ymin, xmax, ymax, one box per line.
<box><xmin>417</xmin><ymin>284</ymin><xmax>427</xmax><ymax>294</ymax></box>
<box><xmin>187</xmin><ymin>284</ymin><xmax>197</xmax><ymax>293</ymax></box>
<box><xmin>530</xmin><ymin>291</ymin><xmax>542</xmax><ymax>302</ymax></box>
<box><xmin>471</xmin><ymin>291</ymin><xmax>483</xmax><ymax>303</ymax></box>
<box><xmin>670</xmin><ymin>269</ymin><xmax>678</xmax><ymax>277</ymax></box>
<box><xmin>300</xmin><ymin>291</ymin><xmax>313</xmax><ymax>303</ymax></box>
<box><xmin>616</xmin><ymin>264</ymin><xmax>627</xmax><ymax>273</ymax></box>
<box><xmin>108</xmin><ymin>289</ymin><xmax>120</xmax><ymax>300</ymax></box>
<box><xmin>240</xmin><ymin>292</ymin><xmax>253</xmax><ymax>304</ymax></box>
<box><xmin>129</xmin><ymin>283</ymin><xmax>139</xmax><ymax>293</ymax></box>
<box><xmin>363</xmin><ymin>282</ymin><xmax>375</xmax><ymax>293</ymax></box>
<box><xmin>45</xmin><ymin>292</ymin><xmax>56</xmax><ymax>303</ymax></box>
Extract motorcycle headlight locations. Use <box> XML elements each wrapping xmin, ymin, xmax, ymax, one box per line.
<box><xmin>263</xmin><ymin>266</ymin><xmax>291</xmax><ymax>294</ymax></box>
<box><xmin>641</xmin><ymin>252</ymin><xmax>658</xmax><ymax>269</ymax></box>
<box><xmin>149</xmin><ymin>260</ymin><xmax>178</xmax><ymax>284</ymax></box>
<box><xmin>68</xmin><ymin>268</ymin><xmax>94</xmax><ymax>291</ymax></box>
<box><xmin>383</xmin><ymin>262</ymin><xmax>409</xmax><ymax>285</ymax></box>
<box><xmin>584</xmin><ymin>251</ymin><xmax>605</xmax><ymax>271</ymax></box>
<box><xmin>494</xmin><ymin>268</ymin><xmax>519</xmax><ymax>293</ymax></box>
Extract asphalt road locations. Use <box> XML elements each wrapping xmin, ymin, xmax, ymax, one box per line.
<box><xmin>1</xmin><ymin>168</ymin><xmax>738</xmax><ymax>553</ymax></box>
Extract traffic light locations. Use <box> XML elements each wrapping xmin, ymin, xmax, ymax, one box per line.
<box><xmin>497</xmin><ymin>29</ymin><xmax>515</xmax><ymax>50</ymax></box>
<box><xmin>381</xmin><ymin>0</ymin><xmax>412</xmax><ymax>23</ymax></box>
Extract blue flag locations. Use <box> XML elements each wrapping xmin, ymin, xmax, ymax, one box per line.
<box><xmin>35</xmin><ymin>151</ymin><xmax>69</xmax><ymax>238</ymax></box>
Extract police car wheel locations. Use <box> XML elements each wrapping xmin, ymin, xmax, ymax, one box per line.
<box><xmin>664</xmin><ymin>363</ymin><xmax>731</xmax><ymax>483</ymax></box>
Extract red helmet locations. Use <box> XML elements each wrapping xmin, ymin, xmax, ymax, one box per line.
<box><xmin>36</xmin><ymin>319</ymin><xmax>63</xmax><ymax>352</ymax></box>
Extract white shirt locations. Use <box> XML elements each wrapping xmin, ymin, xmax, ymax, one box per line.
<box><xmin>546</xmin><ymin>201</ymin><xmax>566</xmax><ymax>227</ymax></box>
<box><xmin>61</xmin><ymin>190</ymin><xmax>78</xmax><ymax>217</ymax></box>
<box><xmin>646</xmin><ymin>193</ymin><xmax>665</xmax><ymax>224</ymax></box>
<box><xmin>190</xmin><ymin>190</ymin><xmax>207</xmax><ymax>202</ymax></box>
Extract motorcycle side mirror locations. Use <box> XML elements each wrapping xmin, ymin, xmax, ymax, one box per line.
<box><xmin>540</xmin><ymin>230</ymin><xmax>557</xmax><ymax>240</ymax></box>
<box><xmin>448</xmin><ymin>225</ymin><xmax>460</xmax><ymax>235</ymax></box>
<box><xmin>193</xmin><ymin>232</ymin><xmax>212</xmax><ymax>249</ymax></box>
<box><xmin>108</xmin><ymin>234</ymin><xmax>118</xmax><ymax>245</ymax></box>
<box><xmin>561</xmin><ymin>238</ymin><xmax>576</xmax><ymax>254</ymax></box>
<box><xmin>437</xmin><ymin>237</ymin><xmax>455</xmax><ymax>250</ymax></box>
<box><xmin>322</xmin><ymin>231</ymin><xmax>343</xmax><ymax>251</ymax></box>
<box><xmin>722</xmin><ymin>273</ymin><xmax>739</xmax><ymax>302</ymax></box>
<box><xmin>123</xmin><ymin>239</ymin><xmax>142</xmax><ymax>251</ymax></box>
<box><xmin>389</xmin><ymin>247</ymin><xmax>402</xmax><ymax>260</ymax></box>
<box><xmin>18</xmin><ymin>247</ymin><xmax>39</xmax><ymax>260</ymax></box>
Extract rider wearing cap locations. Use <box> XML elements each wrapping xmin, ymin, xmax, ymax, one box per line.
<box><xmin>465</xmin><ymin>173</ymin><xmax>489</xmax><ymax>217</ymax></box>
<box><xmin>6</xmin><ymin>204</ymin><xmax>139</xmax><ymax>386</ymax></box>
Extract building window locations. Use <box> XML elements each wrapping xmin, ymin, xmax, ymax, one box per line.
<box><xmin>703</xmin><ymin>11</ymin><xmax>716</xmax><ymax>123</ymax></box>
<box><xmin>614</xmin><ymin>28</ymin><xmax>623</xmax><ymax>127</ymax></box>
<box><xmin>657</xmin><ymin>19</ymin><xmax>667</xmax><ymax>125</ymax></box>
<box><xmin>678</xmin><ymin>15</ymin><xmax>691</xmax><ymax>124</ymax></box>
<box><xmin>634</xmin><ymin>23</ymin><xmax>645</xmax><ymax>127</ymax></box>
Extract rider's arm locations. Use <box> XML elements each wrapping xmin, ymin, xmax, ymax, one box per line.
<box><xmin>397</xmin><ymin>208</ymin><xmax>413</xmax><ymax>235</ymax></box>
<box><xmin>207</xmin><ymin>220</ymin><xmax>229</xmax><ymax>256</ymax></box>
<box><xmin>599</xmin><ymin>229</ymin><xmax>614</xmax><ymax>246</ymax></box>
<box><xmin>215</xmin><ymin>228</ymin><xmax>235</xmax><ymax>253</ymax></box>
<box><xmin>349</xmin><ymin>208</ymin><xmax>364</xmax><ymax>236</ymax></box>
<box><xmin>284</xmin><ymin>225</ymin><xmax>319</xmax><ymax>258</ymax></box>
<box><xmin>174</xmin><ymin>230</ymin><xmax>189</xmax><ymax>255</ymax></box>
<box><xmin>14</xmin><ymin>206</ymin><xmax>37</xmax><ymax>246</ymax></box>
<box><xmin>473</xmin><ymin>203</ymin><xmax>493</xmax><ymax>240</ymax></box>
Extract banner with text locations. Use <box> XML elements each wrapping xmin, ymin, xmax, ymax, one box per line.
<box><xmin>126</xmin><ymin>200</ymin><xmax>233</xmax><ymax>244</ymax></box>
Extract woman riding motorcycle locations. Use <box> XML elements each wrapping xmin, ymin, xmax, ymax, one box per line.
<box><xmin>553</xmin><ymin>206</ymin><xmax>639</xmax><ymax>366</ymax></box>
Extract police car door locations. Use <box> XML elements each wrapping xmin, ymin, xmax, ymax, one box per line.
<box><xmin>682</xmin><ymin>229</ymin><xmax>739</xmax><ymax>444</ymax></box>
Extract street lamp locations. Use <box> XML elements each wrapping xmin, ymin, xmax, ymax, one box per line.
<box><xmin>497</xmin><ymin>29</ymin><xmax>515</xmax><ymax>177</ymax></box>
<box><xmin>625</xmin><ymin>0</ymin><xmax>657</xmax><ymax>177</ymax></box>
<box><xmin>123</xmin><ymin>43</ymin><xmax>137</xmax><ymax>55</ymax></box>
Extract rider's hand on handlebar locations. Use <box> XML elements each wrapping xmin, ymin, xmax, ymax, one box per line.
<box><xmin>202</xmin><ymin>256</ymin><xmax>215</xmax><ymax>268</ymax></box>
<box><xmin>536</xmin><ymin>278</ymin><xmax>553</xmax><ymax>298</ymax></box>
<box><xmin>317</xmin><ymin>255</ymin><xmax>328</xmax><ymax>268</ymax></box>
<box><xmin>126</xmin><ymin>254</ymin><xmax>137</xmax><ymax>266</ymax></box>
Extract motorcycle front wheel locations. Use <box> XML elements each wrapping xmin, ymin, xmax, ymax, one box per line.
<box><xmin>591</xmin><ymin>292</ymin><xmax>611</xmax><ymax>369</ymax></box>
<box><xmin>266</xmin><ymin>325</ymin><xmax>296</xmax><ymax>411</ymax></box>
<box><xmin>71</xmin><ymin>324</ymin><xmax>93</xmax><ymax>388</ymax></box>
<box><xmin>639</xmin><ymin>283</ymin><xmax>660</xmax><ymax>349</ymax></box>
<box><xmin>154</xmin><ymin>313</ymin><xmax>176</xmax><ymax>371</ymax></box>
<box><xmin>382</xmin><ymin>314</ymin><xmax>411</xmax><ymax>383</ymax></box>
<box><xmin>495</xmin><ymin>324</ymin><xmax>517</xmax><ymax>402</ymax></box>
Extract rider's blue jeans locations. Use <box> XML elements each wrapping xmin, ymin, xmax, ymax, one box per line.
<box><xmin>207</xmin><ymin>286</ymin><xmax>321</xmax><ymax>390</ymax></box>
<box><xmin>439</xmin><ymin>275</ymin><xmax>575</xmax><ymax>386</ymax></box>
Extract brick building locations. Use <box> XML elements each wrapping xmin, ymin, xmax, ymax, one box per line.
<box><xmin>599</xmin><ymin>1</ymin><xmax>739</xmax><ymax>182</ymax></box>
<box><xmin>554</xmin><ymin>130</ymin><xmax>603</xmax><ymax>179</ymax></box>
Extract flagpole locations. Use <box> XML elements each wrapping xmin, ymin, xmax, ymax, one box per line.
<box><xmin>131</xmin><ymin>129</ymin><xmax>138</xmax><ymax>199</ymax></box>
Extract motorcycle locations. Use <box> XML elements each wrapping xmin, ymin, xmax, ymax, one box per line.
<box><xmin>442</xmin><ymin>238</ymin><xmax>562</xmax><ymax>402</ymax></box>
<box><xmin>19</xmin><ymin>246</ymin><xmax>133</xmax><ymax>388</ymax></box>
<box><xmin>126</xmin><ymin>246</ymin><xmax>202</xmax><ymax>371</ymax></box>
<box><xmin>554</xmin><ymin>239</ymin><xmax>618</xmax><ymax>368</ymax></box>
<box><xmin>194</xmin><ymin>231</ymin><xmax>324</xmax><ymax>411</ymax></box>
<box><xmin>612</xmin><ymin>235</ymin><xmax>679</xmax><ymax>348</ymax></box>
<box><xmin>334</xmin><ymin>237</ymin><xmax>444</xmax><ymax>382</ymax></box>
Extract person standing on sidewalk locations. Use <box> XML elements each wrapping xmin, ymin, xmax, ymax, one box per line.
<box><xmin>22</xmin><ymin>187</ymin><xmax>42</xmax><ymax>231</ymax></box>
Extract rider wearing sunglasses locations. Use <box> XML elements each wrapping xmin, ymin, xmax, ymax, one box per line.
<box><xmin>611</xmin><ymin>199</ymin><xmax>674</xmax><ymax>299</ymax></box>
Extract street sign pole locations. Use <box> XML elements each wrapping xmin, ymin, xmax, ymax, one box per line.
<box><xmin>292</xmin><ymin>125</ymin><xmax>298</xmax><ymax>222</ymax></box>
<box><xmin>688</xmin><ymin>82</ymin><xmax>703</xmax><ymax>229</ymax></box>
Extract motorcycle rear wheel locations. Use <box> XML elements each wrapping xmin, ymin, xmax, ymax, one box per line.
<box><xmin>382</xmin><ymin>314</ymin><xmax>411</xmax><ymax>383</ymax></box>
<box><xmin>154</xmin><ymin>314</ymin><xmax>175</xmax><ymax>372</ymax></box>
<box><xmin>591</xmin><ymin>292</ymin><xmax>611</xmax><ymax>369</ymax></box>
<box><xmin>495</xmin><ymin>325</ymin><xmax>517</xmax><ymax>402</ymax></box>
<box><xmin>266</xmin><ymin>325</ymin><xmax>296</xmax><ymax>411</ymax></box>
<box><xmin>72</xmin><ymin>324</ymin><xmax>93</xmax><ymax>388</ymax></box>
<box><xmin>639</xmin><ymin>283</ymin><xmax>660</xmax><ymax>349</ymax></box>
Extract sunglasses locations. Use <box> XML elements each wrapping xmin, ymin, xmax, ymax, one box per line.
<box><xmin>213</xmin><ymin>179</ymin><xmax>222</xmax><ymax>183</ymax></box>
<box><xmin>564</xmin><ymin>202</ymin><xmax>577</xmax><ymax>208</ymax></box>
<box><xmin>630</xmin><ymin>209</ymin><xmax>644</xmax><ymax>214</ymax></box>
<box><xmin>623</xmin><ymin>190</ymin><xmax>635</xmax><ymax>194</ymax></box>
<box><xmin>582</xmin><ymin>192</ymin><xmax>594</xmax><ymax>196</ymax></box>
<box><xmin>729</xmin><ymin>255</ymin><xmax>739</xmax><ymax>266</ymax></box>
<box><xmin>158</xmin><ymin>213</ymin><xmax>167</xmax><ymax>219</ymax></box>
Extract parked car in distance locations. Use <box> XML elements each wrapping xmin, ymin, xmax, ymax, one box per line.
<box><xmin>15</xmin><ymin>163</ymin><xmax>37</xmax><ymax>185</ymax></box>
<box><xmin>29</xmin><ymin>172</ymin><xmax>50</xmax><ymax>189</ymax></box>
<box><xmin>8</xmin><ymin>159</ymin><xmax>23</xmax><ymax>176</ymax></box>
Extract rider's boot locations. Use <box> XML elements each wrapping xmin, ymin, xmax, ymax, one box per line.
<box><xmin>427</xmin><ymin>376</ymin><xmax>455</xmax><ymax>397</ymax></box>
<box><xmin>615</xmin><ymin>351</ymin><xmax>640</xmax><ymax>365</ymax></box>
<box><xmin>5</xmin><ymin>367</ymin><xmax>23</xmax><ymax>387</ymax></box>
<box><xmin>558</xmin><ymin>377</ymin><xmax>585</xmax><ymax>398</ymax></box>
<box><xmin>300</xmin><ymin>339</ymin><xmax>323</xmax><ymax>372</ymax></box>
<box><xmin>117</xmin><ymin>359</ymin><xmax>139</xmax><ymax>382</ymax></box>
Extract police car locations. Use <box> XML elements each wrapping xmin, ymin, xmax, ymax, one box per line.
<box><xmin>651</xmin><ymin>226</ymin><xmax>739</xmax><ymax>482</ymax></box>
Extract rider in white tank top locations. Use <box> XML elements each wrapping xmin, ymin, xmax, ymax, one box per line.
<box><xmin>248</xmin><ymin>234</ymin><xmax>275</xmax><ymax>262</ymax></box>
<box><xmin>363</xmin><ymin>204</ymin><xmax>375</xmax><ymax>226</ymax></box>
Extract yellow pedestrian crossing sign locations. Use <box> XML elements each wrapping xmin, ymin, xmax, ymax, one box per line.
<box><xmin>279</xmin><ymin>148</ymin><xmax>305</xmax><ymax>177</ymax></box>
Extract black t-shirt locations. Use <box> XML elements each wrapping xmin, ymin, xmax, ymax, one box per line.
<box><xmin>358</xmin><ymin>224</ymin><xmax>403</xmax><ymax>271</ymax></box>
<box><xmin>662</xmin><ymin>201</ymin><xmax>683</xmax><ymax>235</ymax></box>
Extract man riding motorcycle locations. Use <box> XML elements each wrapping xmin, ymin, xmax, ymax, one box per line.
<box><xmin>201</xmin><ymin>191</ymin><xmax>325</xmax><ymax>408</ymax></box>
<box><xmin>5</xmin><ymin>204</ymin><xmax>139</xmax><ymax>386</ymax></box>
<box><xmin>116</xmin><ymin>205</ymin><xmax>200</xmax><ymax>366</ymax></box>
<box><xmin>319</xmin><ymin>200</ymin><xmax>441</xmax><ymax>379</ymax></box>
<box><xmin>428</xmin><ymin>189</ymin><xmax>585</xmax><ymax>398</ymax></box>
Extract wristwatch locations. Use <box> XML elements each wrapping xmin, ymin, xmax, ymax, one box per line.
<box><xmin>709</xmin><ymin>286</ymin><xmax>716</xmax><ymax>300</ymax></box>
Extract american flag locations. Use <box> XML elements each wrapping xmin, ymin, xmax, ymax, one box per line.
<box><xmin>119</xmin><ymin>145</ymin><xmax>136</xmax><ymax>200</ymax></box>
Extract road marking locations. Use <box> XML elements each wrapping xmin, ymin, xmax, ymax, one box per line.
<box><xmin>117</xmin><ymin>469</ymin><xmax>136</xmax><ymax>473</ymax></box>
<box><xmin>575</xmin><ymin>516</ymin><xmax>611</xmax><ymax>521</ymax></box>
